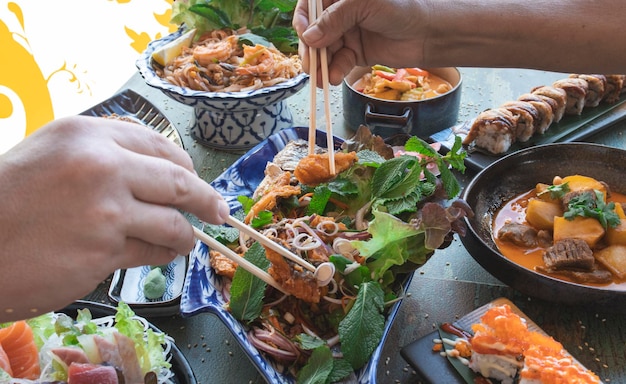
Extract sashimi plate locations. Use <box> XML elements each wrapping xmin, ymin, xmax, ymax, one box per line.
<box><xmin>62</xmin><ymin>300</ymin><xmax>196</xmax><ymax>384</ymax></box>
<box><xmin>400</xmin><ymin>297</ymin><xmax>594</xmax><ymax>383</ymax></box>
<box><xmin>180</xmin><ymin>126</ymin><xmax>412</xmax><ymax>383</ymax></box>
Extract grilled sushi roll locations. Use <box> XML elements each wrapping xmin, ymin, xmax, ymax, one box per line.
<box><xmin>604</xmin><ymin>74</ymin><xmax>625</xmax><ymax>103</ymax></box>
<box><xmin>517</xmin><ymin>93</ymin><xmax>554</xmax><ymax>134</ymax></box>
<box><xmin>570</xmin><ymin>74</ymin><xmax>607</xmax><ymax>107</ymax></box>
<box><xmin>463</xmin><ymin>107</ymin><xmax>519</xmax><ymax>154</ymax></box>
<box><xmin>501</xmin><ymin>100</ymin><xmax>540</xmax><ymax>142</ymax></box>
<box><xmin>531</xmin><ymin>85</ymin><xmax>567</xmax><ymax>123</ymax></box>
<box><xmin>553</xmin><ymin>77</ymin><xmax>589</xmax><ymax>115</ymax></box>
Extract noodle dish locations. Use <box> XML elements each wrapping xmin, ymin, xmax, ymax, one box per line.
<box><xmin>196</xmin><ymin>126</ymin><xmax>472</xmax><ymax>383</ymax></box>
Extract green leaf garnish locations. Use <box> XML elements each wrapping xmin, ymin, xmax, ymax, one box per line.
<box><xmin>338</xmin><ymin>281</ymin><xmax>385</xmax><ymax>369</ymax></box>
<box><xmin>229</xmin><ymin>242</ymin><xmax>269</xmax><ymax>322</ymax></box>
<box><xmin>564</xmin><ymin>189</ymin><xmax>620</xmax><ymax>229</ymax></box>
<box><xmin>539</xmin><ymin>182</ymin><xmax>570</xmax><ymax>199</ymax></box>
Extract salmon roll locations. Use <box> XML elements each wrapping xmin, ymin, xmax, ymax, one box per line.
<box><xmin>463</xmin><ymin>107</ymin><xmax>519</xmax><ymax>154</ymax></box>
<box><xmin>501</xmin><ymin>100</ymin><xmax>540</xmax><ymax>142</ymax></box>
<box><xmin>531</xmin><ymin>85</ymin><xmax>567</xmax><ymax>123</ymax></box>
<box><xmin>518</xmin><ymin>93</ymin><xmax>554</xmax><ymax>134</ymax></box>
<box><xmin>553</xmin><ymin>77</ymin><xmax>589</xmax><ymax>115</ymax></box>
<box><xmin>570</xmin><ymin>74</ymin><xmax>607</xmax><ymax>107</ymax></box>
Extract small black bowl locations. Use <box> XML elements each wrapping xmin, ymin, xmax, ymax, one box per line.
<box><xmin>342</xmin><ymin>67</ymin><xmax>461</xmax><ymax>139</ymax></box>
<box><xmin>460</xmin><ymin>142</ymin><xmax>626</xmax><ymax>312</ymax></box>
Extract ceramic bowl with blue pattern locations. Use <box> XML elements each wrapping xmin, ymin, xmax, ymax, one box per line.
<box><xmin>180</xmin><ymin>127</ymin><xmax>412</xmax><ymax>383</ymax></box>
<box><xmin>136</xmin><ymin>28</ymin><xmax>309</xmax><ymax>151</ymax></box>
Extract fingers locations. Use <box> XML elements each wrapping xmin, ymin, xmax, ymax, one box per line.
<box><xmin>121</xmin><ymin>237</ymin><xmax>183</xmax><ymax>270</ymax></box>
<box><xmin>122</xmin><ymin>150</ymin><xmax>230</xmax><ymax>224</ymax></box>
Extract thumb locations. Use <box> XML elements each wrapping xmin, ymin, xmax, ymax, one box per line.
<box><xmin>302</xmin><ymin>0</ymin><xmax>359</xmax><ymax>48</ymax></box>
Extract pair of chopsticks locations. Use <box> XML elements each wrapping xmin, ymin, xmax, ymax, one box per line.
<box><xmin>193</xmin><ymin>215</ymin><xmax>330</xmax><ymax>295</ymax></box>
<box><xmin>307</xmin><ymin>0</ymin><xmax>336</xmax><ymax>176</ymax></box>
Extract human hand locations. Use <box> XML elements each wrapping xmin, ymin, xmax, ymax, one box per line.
<box><xmin>0</xmin><ymin>115</ymin><xmax>229</xmax><ymax>320</ymax></box>
<box><xmin>293</xmin><ymin>0</ymin><xmax>429</xmax><ymax>86</ymax></box>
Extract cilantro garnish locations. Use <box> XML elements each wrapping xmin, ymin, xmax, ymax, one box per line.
<box><xmin>538</xmin><ymin>182</ymin><xmax>570</xmax><ymax>199</ymax></box>
<box><xmin>564</xmin><ymin>189</ymin><xmax>620</xmax><ymax>229</ymax></box>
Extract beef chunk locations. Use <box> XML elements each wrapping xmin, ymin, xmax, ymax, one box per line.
<box><xmin>497</xmin><ymin>222</ymin><xmax>538</xmax><ymax>248</ymax></box>
<box><xmin>562</xmin><ymin>189</ymin><xmax>595</xmax><ymax>210</ymax></box>
<box><xmin>536</xmin><ymin>265</ymin><xmax>613</xmax><ymax>284</ymax></box>
<box><xmin>543</xmin><ymin>238</ymin><xmax>594</xmax><ymax>271</ymax></box>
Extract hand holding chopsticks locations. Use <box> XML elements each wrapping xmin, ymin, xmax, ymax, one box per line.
<box><xmin>307</xmin><ymin>0</ymin><xmax>336</xmax><ymax>176</ymax></box>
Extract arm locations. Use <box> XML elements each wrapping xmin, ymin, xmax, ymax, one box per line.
<box><xmin>0</xmin><ymin>115</ymin><xmax>229</xmax><ymax>321</ymax></box>
<box><xmin>294</xmin><ymin>0</ymin><xmax>626</xmax><ymax>85</ymax></box>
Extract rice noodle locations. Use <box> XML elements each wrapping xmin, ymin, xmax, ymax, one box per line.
<box><xmin>156</xmin><ymin>29</ymin><xmax>303</xmax><ymax>92</ymax></box>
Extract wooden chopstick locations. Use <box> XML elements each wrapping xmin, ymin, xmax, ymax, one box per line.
<box><xmin>307</xmin><ymin>0</ymin><xmax>318</xmax><ymax>155</ymax></box>
<box><xmin>306</xmin><ymin>0</ymin><xmax>335</xmax><ymax>175</ymax></box>
<box><xmin>315</xmin><ymin>0</ymin><xmax>336</xmax><ymax>176</ymax></box>
<box><xmin>225</xmin><ymin>216</ymin><xmax>316</xmax><ymax>272</ymax></box>
<box><xmin>193</xmin><ymin>226</ymin><xmax>289</xmax><ymax>294</ymax></box>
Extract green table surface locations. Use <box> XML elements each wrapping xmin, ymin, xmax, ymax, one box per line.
<box><xmin>84</xmin><ymin>67</ymin><xmax>626</xmax><ymax>384</ymax></box>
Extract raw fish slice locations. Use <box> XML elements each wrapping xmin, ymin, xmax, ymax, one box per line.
<box><xmin>0</xmin><ymin>344</ymin><xmax>12</xmax><ymax>376</ymax></box>
<box><xmin>0</xmin><ymin>321</ymin><xmax>40</xmax><ymax>379</ymax></box>
<box><xmin>67</xmin><ymin>362</ymin><xmax>119</xmax><ymax>384</ymax></box>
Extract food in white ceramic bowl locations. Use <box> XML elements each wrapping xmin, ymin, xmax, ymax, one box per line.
<box><xmin>136</xmin><ymin>1</ymin><xmax>307</xmax><ymax>151</ymax></box>
<box><xmin>137</xmin><ymin>28</ymin><xmax>308</xmax><ymax>151</ymax></box>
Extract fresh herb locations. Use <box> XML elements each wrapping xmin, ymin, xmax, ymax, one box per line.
<box><xmin>229</xmin><ymin>242</ymin><xmax>269</xmax><ymax>322</ymax></box>
<box><xmin>338</xmin><ymin>281</ymin><xmax>385</xmax><ymax>369</ymax></box>
<box><xmin>564</xmin><ymin>189</ymin><xmax>620</xmax><ymax>229</ymax></box>
<box><xmin>170</xmin><ymin>0</ymin><xmax>299</xmax><ymax>53</ymax></box>
<box><xmin>539</xmin><ymin>182</ymin><xmax>570</xmax><ymax>199</ymax></box>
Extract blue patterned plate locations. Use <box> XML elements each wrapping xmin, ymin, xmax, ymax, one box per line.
<box><xmin>180</xmin><ymin>126</ymin><xmax>412</xmax><ymax>383</ymax></box>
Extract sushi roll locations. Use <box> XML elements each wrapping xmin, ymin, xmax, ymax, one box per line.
<box><xmin>553</xmin><ymin>77</ymin><xmax>589</xmax><ymax>115</ymax></box>
<box><xmin>604</xmin><ymin>74</ymin><xmax>625</xmax><ymax>104</ymax></box>
<box><xmin>468</xmin><ymin>305</ymin><xmax>526</xmax><ymax>384</ymax></box>
<box><xmin>531</xmin><ymin>85</ymin><xmax>567</xmax><ymax>123</ymax></box>
<box><xmin>517</xmin><ymin>93</ymin><xmax>554</xmax><ymax>134</ymax></box>
<box><xmin>570</xmin><ymin>74</ymin><xmax>607</xmax><ymax>107</ymax></box>
<box><xmin>463</xmin><ymin>107</ymin><xmax>519</xmax><ymax>154</ymax></box>
<box><xmin>468</xmin><ymin>304</ymin><xmax>601</xmax><ymax>384</ymax></box>
<box><xmin>501</xmin><ymin>100</ymin><xmax>540</xmax><ymax>142</ymax></box>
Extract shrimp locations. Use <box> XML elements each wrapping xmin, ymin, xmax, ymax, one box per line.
<box><xmin>192</xmin><ymin>34</ymin><xmax>238</xmax><ymax>67</ymax></box>
<box><xmin>236</xmin><ymin>45</ymin><xmax>276</xmax><ymax>77</ymax></box>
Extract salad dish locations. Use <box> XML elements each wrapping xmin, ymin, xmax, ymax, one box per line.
<box><xmin>108</xmin><ymin>255</ymin><xmax>188</xmax><ymax>317</ymax></box>
<box><xmin>0</xmin><ymin>300</ymin><xmax>195</xmax><ymax>384</ymax></box>
<box><xmin>181</xmin><ymin>126</ymin><xmax>470</xmax><ymax>383</ymax></box>
<box><xmin>401</xmin><ymin>297</ymin><xmax>599</xmax><ymax>384</ymax></box>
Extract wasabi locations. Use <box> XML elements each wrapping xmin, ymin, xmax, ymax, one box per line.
<box><xmin>143</xmin><ymin>267</ymin><xmax>167</xmax><ymax>299</ymax></box>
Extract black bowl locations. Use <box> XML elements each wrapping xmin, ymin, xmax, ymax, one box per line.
<box><xmin>342</xmin><ymin>67</ymin><xmax>461</xmax><ymax>139</ymax></box>
<box><xmin>460</xmin><ymin>142</ymin><xmax>626</xmax><ymax>312</ymax></box>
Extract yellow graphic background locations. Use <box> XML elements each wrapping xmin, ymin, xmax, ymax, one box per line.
<box><xmin>0</xmin><ymin>0</ymin><xmax>177</xmax><ymax>153</ymax></box>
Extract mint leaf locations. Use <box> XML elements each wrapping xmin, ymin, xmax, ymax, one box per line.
<box><xmin>297</xmin><ymin>346</ymin><xmax>334</xmax><ymax>384</ymax></box>
<box><xmin>338</xmin><ymin>281</ymin><xmax>385</xmax><ymax>369</ymax></box>
<box><xmin>229</xmin><ymin>242</ymin><xmax>269</xmax><ymax>322</ymax></box>
<box><xmin>355</xmin><ymin>149</ymin><xmax>386</xmax><ymax>166</ymax></box>
<box><xmin>371</xmin><ymin>155</ymin><xmax>417</xmax><ymax>198</ymax></box>
<box><xmin>403</xmin><ymin>136</ymin><xmax>438</xmax><ymax>158</ymax></box>
<box><xmin>250</xmin><ymin>210</ymin><xmax>273</xmax><ymax>228</ymax></box>
<box><xmin>296</xmin><ymin>333</ymin><xmax>326</xmax><ymax>350</ymax></box>
<box><xmin>308</xmin><ymin>185</ymin><xmax>332</xmax><ymax>215</ymax></box>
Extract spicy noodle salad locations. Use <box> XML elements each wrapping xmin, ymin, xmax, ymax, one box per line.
<box><xmin>203</xmin><ymin>128</ymin><xmax>472</xmax><ymax>383</ymax></box>
<box><xmin>0</xmin><ymin>302</ymin><xmax>175</xmax><ymax>384</ymax></box>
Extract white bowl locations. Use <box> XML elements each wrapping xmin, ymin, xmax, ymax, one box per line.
<box><xmin>136</xmin><ymin>28</ymin><xmax>309</xmax><ymax>151</ymax></box>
